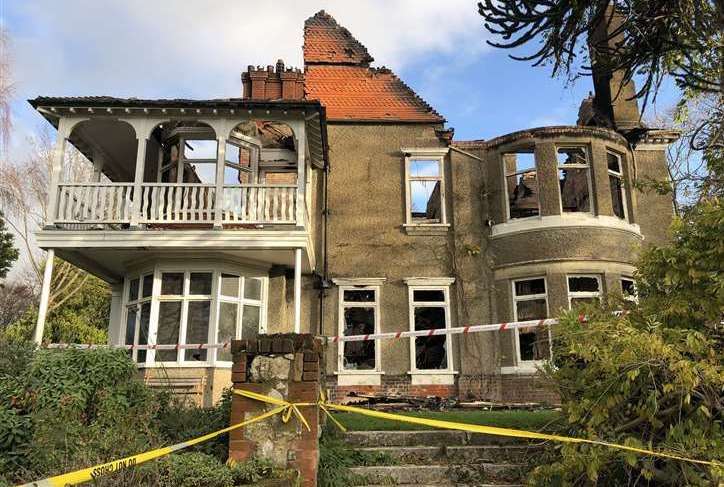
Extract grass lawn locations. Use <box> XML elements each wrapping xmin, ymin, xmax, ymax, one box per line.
<box><xmin>330</xmin><ymin>408</ymin><xmax>562</xmax><ymax>432</ymax></box>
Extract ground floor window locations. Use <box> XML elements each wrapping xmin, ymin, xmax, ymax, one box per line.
<box><xmin>123</xmin><ymin>265</ymin><xmax>266</xmax><ymax>366</ymax></box>
<box><xmin>512</xmin><ymin>277</ymin><xmax>551</xmax><ymax>363</ymax></box>
<box><xmin>567</xmin><ymin>275</ymin><xmax>602</xmax><ymax>308</ymax></box>
<box><xmin>338</xmin><ymin>285</ymin><xmax>379</xmax><ymax>371</ymax></box>
<box><xmin>408</xmin><ymin>283</ymin><xmax>453</xmax><ymax>372</ymax></box>
<box><xmin>621</xmin><ymin>277</ymin><xmax>637</xmax><ymax>303</ymax></box>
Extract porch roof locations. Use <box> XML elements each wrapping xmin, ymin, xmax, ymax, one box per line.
<box><xmin>28</xmin><ymin>96</ymin><xmax>329</xmax><ymax>169</ymax></box>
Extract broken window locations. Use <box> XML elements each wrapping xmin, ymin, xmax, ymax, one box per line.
<box><xmin>621</xmin><ymin>278</ymin><xmax>637</xmax><ymax>303</ymax></box>
<box><xmin>512</xmin><ymin>278</ymin><xmax>550</xmax><ymax>362</ymax></box>
<box><xmin>406</xmin><ymin>158</ymin><xmax>445</xmax><ymax>224</ymax></box>
<box><xmin>410</xmin><ymin>286</ymin><xmax>450</xmax><ymax>370</ymax></box>
<box><xmin>557</xmin><ymin>147</ymin><xmax>591</xmax><ymax>213</ymax></box>
<box><xmin>182</xmin><ymin>139</ymin><xmax>218</xmax><ymax>184</ymax></box>
<box><xmin>567</xmin><ymin>275</ymin><xmax>602</xmax><ymax>308</ymax></box>
<box><xmin>339</xmin><ymin>287</ymin><xmax>378</xmax><ymax>371</ymax></box>
<box><xmin>607</xmin><ymin>150</ymin><xmax>627</xmax><ymax>219</ymax></box>
<box><xmin>504</xmin><ymin>151</ymin><xmax>539</xmax><ymax>219</ymax></box>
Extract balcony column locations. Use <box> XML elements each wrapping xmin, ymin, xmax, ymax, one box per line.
<box><xmin>214</xmin><ymin>135</ymin><xmax>227</xmax><ymax>229</ymax></box>
<box><xmin>34</xmin><ymin>249</ymin><xmax>55</xmax><ymax>345</ymax></box>
<box><xmin>129</xmin><ymin>137</ymin><xmax>148</xmax><ymax>228</ymax></box>
<box><xmin>293</xmin><ymin>248</ymin><xmax>302</xmax><ymax>333</ymax></box>
<box><xmin>295</xmin><ymin>121</ymin><xmax>306</xmax><ymax>226</ymax></box>
<box><xmin>46</xmin><ymin>119</ymin><xmax>75</xmax><ymax>227</ymax></box>
<box><xmin>92</xmin><ymin>151</ymin><xmax>105</xmax><ymax>182</ymax></box>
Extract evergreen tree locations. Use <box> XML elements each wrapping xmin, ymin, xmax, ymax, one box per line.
<box><xmin>0</xmin><ymin>211</ymin><xmax>18</xmax><ymax>280</ymax></box>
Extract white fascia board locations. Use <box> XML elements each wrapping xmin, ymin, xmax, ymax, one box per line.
<box><xmin>491</xmin><ymin>214</ymin><xmax>642</xmax><ymax>239</ymax></box>
<box><xmin>35</xmin><ymin>229</ymin><xmax>311</xmax><ymax>250</ymax></box>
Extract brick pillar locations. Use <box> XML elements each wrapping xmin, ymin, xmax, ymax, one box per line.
<box><xmin>230</xmin><ymin>334</ymin><xmax>321</xmax><ymax>487</ymax></box>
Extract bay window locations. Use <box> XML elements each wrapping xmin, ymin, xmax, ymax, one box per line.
<box><xmin>123</xmin><ymin>265</ymin><xmax>267</xmax><ymax>366</ymax></box>
<box><xmin>607</xmin><ymin>150</ymin><xmax>627</xmax><ymax>220</ymax></box>
<box><xmin>567</xmin><ymin>275</ymin><xmax>602</xmax><ymax>308</ymax></box>
<box><xmin>557</xmin><ymin>146</ymin><xmax>592</xmax><ymax>213</ymax></box>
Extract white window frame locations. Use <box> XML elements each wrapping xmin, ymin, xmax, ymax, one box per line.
<box><xmin>566</xmin><ymin>274</ymin><xmax>603</xmax><ymax>308</ymax></box>
<box><xmin>123</xmin><ymin>273</ymin><xmax>154</xmax><ymax>365</ymax></box>
<box><xmin>336</xmin><ymin>284</ymin><xmax>382</xmax><ymax>374</ymax></box>
<box><xmin>556</xmin><ymin>145</ymin><xmax>594</xmax><ymax>215</ymax></box>
<box><xmin>606</xmin><ymin>149</ymin><xmax>628</xmax><ymax>221</ymax></box>
<box><xmin>511</xmin><ymin>277</ymin><xmax>551</xmax><ymax>370</ymax></box>
<box><xmin>502</xmin><ymin>150</ymin><xmax>540</xmax><ymax>222</ymax></box>
<box><xmin>406</xmin><ymin>278</ymin><xmax>455</xmax><ymax>380</ymax></box>
<box><xmin>121</xmin><ymin>263</ymin><xmax>268</xmax><ymax>368</ymax></box>
<box><xmin>401</xmin><ymin>148</ymin><xmax>449</xmax><ymax>229</ymax></box>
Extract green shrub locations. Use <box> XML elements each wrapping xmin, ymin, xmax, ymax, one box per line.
<box><xmin>229</xmin><ymin>456</ymin><xmax>292</xmax><ymax>485</ymax></box>
<box><xmin>154</xmin><ymin>452</ymin><xmax>234</xmax><ymax>487</ymax></box>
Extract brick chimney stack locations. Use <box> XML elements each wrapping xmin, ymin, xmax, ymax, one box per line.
<box><xmin>588</xmin><ymin>5</ymin><xmax>641</xmax><ymax>130</ymax></box>
<box><xmin>242</xmin><ymin>60</ymin><xmax>305</xmax><ymax>100</ymax></box>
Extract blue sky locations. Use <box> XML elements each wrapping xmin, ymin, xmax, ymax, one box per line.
<box><xmin>3</xmin><ymin>0</ymin><xmax>681</xmax><ymax>158</ymax></box>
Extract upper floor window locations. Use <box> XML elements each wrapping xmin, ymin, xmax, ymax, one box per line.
<box><xmin>607</xmin><ymin>150</ymin><xmax>628</xmax><ymax>220</ymax></box>
<box><xmin>407</xmin><ymin>282</ymin><xmax>453</xmax><ymax>372</ymax></box>
<box><xmin>403</xmin><ymin>149</ymin><xmax>448</xmax><ymax>227</ymax></box>
<box><xmin>557</xmin><ymin>147</ymin><xmax>592</xmax><ymax>213</ymax></box>
<box><xmin>338</xmin><ymin>286</ymin><xmax>380</xmax><ymax>372</ymax></box>
<box><xmin>567</xmin><ymin>275</ymin><xmax>602</xmax><ymax>308</ymax></box>
<box><xmin>504</xmin><ymin>151</ymin><xmax>539</xmax><ymax>219</ymax></box>
<box><xmin>512</xmin><ymin>277</ymin><xmax>551</xmax><ymax>363</ymax></box>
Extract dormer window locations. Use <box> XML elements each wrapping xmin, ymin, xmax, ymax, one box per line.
<box><xmin>557</xmin><ymin>146</ymin><xmax>592</xmax><ymax>213</ymax></box>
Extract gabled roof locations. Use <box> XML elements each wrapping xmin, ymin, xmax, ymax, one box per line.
<box><xmin>303</xmin><ymin>10</ymin><xmax>374</xmax><ymax>66</ymax></box>
<box><xmin>305</xmin><ymin>65</ymin><xmax>444</xmax><ymax>123</ymax></box>
<box><xmin>303</xmin><ymin>11</ymin><xmax>444</xmax><ymax>124</ymax></box>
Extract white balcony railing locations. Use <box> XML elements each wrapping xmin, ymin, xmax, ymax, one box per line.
<box><xmin>222</xmin><ymin>184</ymin><xmax>297</xmax><ymax>224</ymax></box>
<box><xmin>53</xmin><ymin>182</ymin><xmax>300</xmax><ymax>226</ymax></box>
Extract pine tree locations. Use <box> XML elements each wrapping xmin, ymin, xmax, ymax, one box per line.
<box><xmin>0</xmin><ymin>211</ymin><xmax>19</xmax><ymax>280</ymax></box>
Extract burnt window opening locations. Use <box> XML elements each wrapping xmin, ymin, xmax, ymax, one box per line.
<box><xmin>607</xmin><ymin>151</ymin><xmax>627</xmax><ymax>220</ymax></box>
<box><xmin>407</xmin><ymin>158</ymin><xmax>444</xmax><ymax>224</ymax></box>
<box><xmin>339</xmin><ymin>287</ymin><xmax>378</xmax><ymax>371</ymax></box>
<box><xmin>410</xmin><ymin>287</ymin><xmax>450</xmax><ymax>371</ymax></box>
<box><xmin>568</xmin><ymin>275</ymin><xmax>602</xmax><ymax>308</ymax></box>
<box><xmin>621</xmin><ymin>277</ymin><xmax>637</xmax><ymax>303</ymax></box>
<box><xmin>512</xmin><ymin>278</ymin><xmax>550</xmax><ymax>362</ymax></box>
<box><xmin>557</xmin><ymin>147</ymin><xmax>592</xmax><ymax>213</ymax></box>
<box><xmin>504</xmin><ymin>151</ymin><xmax>539</xmax><ymax>219</ymax></box>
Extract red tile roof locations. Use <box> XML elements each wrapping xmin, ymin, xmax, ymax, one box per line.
<box><xmin>304</xmin><ymin>10</ymin><xmax>373</xmax><ymax>65</ymax></box>
<box><xmin>305</xmin><ymin>65</ymin><xmax>444</xmax><ymax>123</ymax></box>
<box><xmin>303</xmin><ymin>11</ymin><xmax>444</xmax><ymax>123</ymax></box>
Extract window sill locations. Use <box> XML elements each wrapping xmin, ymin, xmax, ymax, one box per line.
<box><xmin>500</xmin><ymin>363</ymin><xmax>545</xmax><ymax>375</ymax></box>
<box><xmin>491</xmin><ymin>215</ymin><xmax>641</xmax><ymax>239</ymax></box>
<box><xmin>408</xmin><ymin>370</ymin><xmax>457</xmax><ymax>385</ymax></box>
<box><xmin>403</xmin><ymin>223</ymin><xmax>451</xmax><ymax>236</ymax></box>
<box><xmin>335</xmin><ymin>371</ymin><xmax>384</xmax><ymax>386</ymax></box>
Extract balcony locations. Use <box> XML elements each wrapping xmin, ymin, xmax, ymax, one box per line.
<box><xmin>30</xmin><ymin>97</ymin><xmax>328</xmax><ymax>281</ymax></box>
<box><xmin>53</xmin><ymin>182</ymin><xmax>300</xmax><ymax>226</ymax></box>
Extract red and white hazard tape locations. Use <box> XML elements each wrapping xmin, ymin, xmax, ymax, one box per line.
<box><xmin>327</xmin><ymin>316</ymin><xmax>570</xmax><ymax>343</ymax></box>
<box><xmin>45</xmin><ymin>314</ymin><xmax>591</xmax><ymax>350</ymax></box>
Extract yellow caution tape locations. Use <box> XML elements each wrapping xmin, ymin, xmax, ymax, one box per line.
<box><xmin>17</xmin><ymin>387</ymin><xmax>721</xmax><ymax>486</ymax></box>
<box><xmin>16</xmin><ymin>405</ymin><xmax>286</xmax><ymax>487</ymax></box>
<box><xmin>236</xmin><ymin>388</ymin><xmax>722</xmax><ymax>469</ymax></box>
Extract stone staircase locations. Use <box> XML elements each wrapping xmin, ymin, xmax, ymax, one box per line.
<box><xmin>342</xmin><ymin>430</ymin><xmax>543</xmax><ymax>486</ymax></box>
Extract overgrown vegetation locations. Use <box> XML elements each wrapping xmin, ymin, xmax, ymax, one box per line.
<box><xmin>0</xmin><ymin>342</ymin><xmax>291</xmax><ymax>486</ymax></box>
<box><xmin>0</xmin><ymin>211</ymin><xmax>18</xmax><ymax>281</ymax></box>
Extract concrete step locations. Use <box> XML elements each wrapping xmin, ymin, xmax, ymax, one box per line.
<box><xmin>349</xmin><ymin>463</ymin><xmax>525</xmax><ymax>485</ymax></box>
<box><xmin>343</xmin><ymin>430</ymin><xmax>530</xmax><ymax>448</ymax></box>
<box><xmin>354</xmin><ymin>444</ymin><xmax>542</xmax><ymax>464</ymax></box>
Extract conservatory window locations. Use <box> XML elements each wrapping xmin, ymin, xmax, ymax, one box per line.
<box><xmin>557</xmin><ymin>147</ymin><xmax>592</xmax><ymax>213</ymax></box>
<box><xmin>123</xmin><ymin>268</ymin><xmax>266</xmax><ymax>366</ymax></box>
